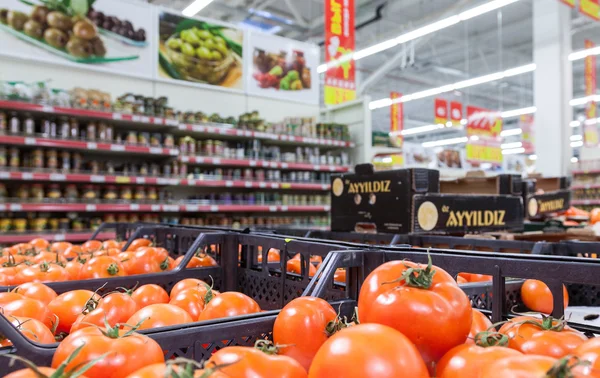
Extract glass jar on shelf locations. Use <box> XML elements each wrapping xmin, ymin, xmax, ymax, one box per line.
<box><xmin>30</xmin><ymin>184</ymin><xmax>44</xmax><ymax>200</ymax></box>
<box><xmin>72</xmin><ymin>153</ymin><xmax>83</xmax><ymax>171</ymax></box>
<box><xmin>82</xmin><ymin>185</ymin><xmax>97</xmax><ymax>200</ymax></box>
<box><xmin>64</xmin><ymin>184</ymin><xmax>78</xmax><ymax>200</ymax></box>
<box><xmin>72</xmin><ymin>218</ymin><xmax>85</xmax><ymax>231</ymax></box>
<box><xmin>0</xmin><ymin>111</ymin><xmax>6</xmax><ymax>133</ymax></box>
<box><xmin>103</xmin><ymin>185</ymin><xmax>118</xmax><ymax>201</ymax></box>
<box><xmin>86</xmin><ymin>121</ymin><xmax>97</xmax><ymax>141</ymax></box>
<box><xmin>16</xmin><ymin>185</ymin><xmax>28</xmax><ymax>199</ymax></box>
<box><xmin>69</xmin><ymin>118</ymin><xmax>79</xmax><ymax>139</ymax></box>
<box><xmin>147</xmin><ymin>187</ymin><xmax>158</xmax><ymax>201</ymax></box>
<box><xmin>103</xmin><ymin>214</ymin><xmax>117</xmax><ymax>223</ymax></box>
<box><xmin>23</xmin><ymin>113</ymin><xmax>35</xmax><ymax>135</ymax></box>
<box><xmin>13</xmin><ymin>218</ymin><xmax>27</xmax><ymax>232</ymax></box>
<box><xmin>61</xmin><ymin>151</ymin><xmax>71</xmax><ymax>171</ymax></box>
<box><xmin>0</xmin><ymin>147</ymin><xmax>6</xmax><ymax>167</ymax></box>
<box><xmin>46</xmin><ymin>149</ymin><xmax>58</xmax><ymax>169</ymax></box>
<box><xmin>126</xmin><ymin>131</ymin><xmax>137</xmax><ymax>144</ymax></box>
<box><xmin>0</xmin><ymin>218</ymin><xmax>11</xmax><ymax>232</ymax></box>
<box><xmin>0</xmin><ymin>183</ymin><xmax>6</xmax><ymax>199</ymax></box>
<box><xmin>48</xmin><ymin>218</ymin><xmax>59</xmax><ymax>230</ymax></box>
<box><xmin>9</xmin><ymin>148</ymin><xmax>19</xmax><ymax>168</ymax></box>
<box><xmin>120</xmin><ymin>186</ymin><xmax>132</xmax><ymax>201</ymax></box>
<box><xmin>47</xmin><ymin>184</ymin><xmax>61</xmax><ymax>200</ymax></box>
<box><xmin>58</xmin><ymin>218</ymin><xmax>70</xmax><ymax>230</ymax></box>
<box><xmin>9</xmin><ymin>112</ymin><xmax>20</xmax><ymax>134</ymax></box>
<box><xmin>134</xmin><ymin>186</ymin><xmax>146</xmax><ymax>201</ymax></box>
<box><xmin>57</xmin><ymin>117</ymin><xmax>68</xmax><ymax>138</ymax></box>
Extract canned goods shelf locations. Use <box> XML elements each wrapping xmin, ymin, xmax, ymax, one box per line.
<box><xmin>180</xmin><ymin>155</ymin><xmax>351</xmax><ymax>172</ymax></box>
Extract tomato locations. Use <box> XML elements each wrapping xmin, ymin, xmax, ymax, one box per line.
<box><xmin>71</xmin><ymin>292</ymin><xmax>138</xmax><ymax>333</ymax></box>
<box><xmin>198</xmin><ymin>292</ymin><xmax>260</xmax><ymax>321</ymax></box>
<box><xmin>52</xmin><ymin>326</ymin><xmax>164</xmax><ymax>378</ymax></box>
<box><xmin>125</xmin><ymin>248</ymin><xmax>170</xmax><ymax>275</ymax></box>
<box><xmin>127</xmin><ymin>238</ymin><xmax>153</xmax><ymax>251</ymax></box>
<box><xmin>93</xmin><ymin>248</ymin><xmax>121</xmax><ymax>258</ymax></box>
<box><xmin>126</xmin><ymin>303</ymin><xmax>193</xmax><ymax>330</ymax></box>
<box><xmin>573</xmin><ymin>337</ymin><xmax>600</xmax><ymax>378</ymax></box>
<box><xmin>65</xmin><ymin>260</ymin><xmax>84</xmax><ymax>280</ymax></box>
<box><xmin>479</xmin><ymin>355</ymin><xmax>595</xmax><ymax>378</ymax></box>
<box><xmin>118</xmin><ymin>251</ymin><xmax>136</xmax><ymax>274</ymax></box>
<box><xmin>29</xmin><ymin>238</ymin><xmax>50</xmax><ymax>251</ymax></box>
<box><xmin>102</xmin><ymin>240</ymin><xmax>120</xmax><ymax>250</ymax></box>
<box><xmin>308</xmin><ymin>323</ymin><xmax>429</xmax><ymax>377</ymax></box>
<box><xmin>0</xmin><ymin>273</ymin><xmax>9</xmax><ymax>286</ymax></box>
<box><xmin>170</xmin><ymin>278</ymin><xmax>209</xmax><ymax>297</ymax></box>
<box><xmin>32</xmin><ymin>251</ymin><xmax>67</xmax><ymax>265</ymax></box>
<box><xmin>521</xmin><ymin>279</ymin><xmax>569</xmax><ymax>314</ymax></box>
<box><xmin>334</xmin><ymin>268</ymin><xmax>346</xmax><ymax>283</ymax></box>
<box><xmin>51</xmin><ymin>242</ymin><xmax>73</xmax><ymax>254</ymax></box>
<box><xmin>273</xmin><ymin>297</ymin><xmax>338</xmax><ymax>371</ymax></box>
<box><xmin>131</xmin><ymin>284</ymin><xmax>169</xmax><ymax>309</ymax></box>
<box><xmin>499</xmin><ymin>315</ymin><xmax>587</xmax><ymax>357</ymax></box>
<box><xmin>0</xmin><ymin>292</ymin><xmax>25</xmax><ymax>306</ymax></box>
<box><xmin>79</xmin><ymin>256</ymin><xmax>125</xmax><ymax>280</ymax></box>
<box><xmin>125</xmin><ymin>364</ymin><xmax>211</xmax><ymax>378</ymax></box>
<box><xmin>257</xmin><ymin>248</ymin><xmax>280</xmax><ymax>263</ymax></box>
<box><xmin>287</xmin><ymin>258</ymin><xmax>317</xmax><ymax>277</ymax></box>
<box><xmin>3</xmin><ymin>298</ymin><xmax>55</xmax><ymax>330</ymax></box>
<box><xmin>466</xmin><ymin>309</ymin><xmax>493</xmax><ymax>345</ymax></box>
<box><xmin>169</xmin><ymin>289</ymin><xmax>205</xmax><ymax>321</ymax></box>
<box><xmin>174</xmin><ymin>253</ymin><xmax>217</xmax><ymax>268</ymax></box>
<box><xmin>436</xmin><ymin>341</ymin><xmax>522</xmax><ymax>378</ymax></box>
<box><xmin>357</xmin><ymin>258</ymin><xmax>471</xmax><ymax>366</ymax></box>
<box><xmin>1</xmin><ymin>315</ymin><xmax>55</xmax><ymax>346</ymax></box>
<box><xmin>14</xmin><ymin>282</ymin><xmax>57</xmax><ymax>306</ymax></box>
<box><xmin>63</xmin><ymin>245</ymin><xmax>84</xmax><ymax>260</ymax></box>
<box><xmin>457</xmin><ymin>273</ymin><xmax>492</xmax><ymax>283</ymax></box>
<box><xmin>456</xmin><ymin>275</ymin><xmax>468</xmax><ymax>284</ymax></box>
<box><xmin>13</xmin><ymin>263</ymin><xmax>70</xmax><ymax>284</ymax></box>
<box><xmin>207</xmin><ymin>344</ymin><xmax>307</xmax><ymax>378</ymax></box>
<box><xmin>82</xmin><ymin>240</ymin><xmax>103</xmax><ymax>252</ymax></box>
<box><xmin>5</xmin><ymin>367</ymin><xmax>89</xmax><ymax>378</ymax></box>
<box><xmin>10</xmin><ymin>243</ymin><xmax>34</xmax><ymax>255</ymax></box>
<box><xmin>48</xmin><ymin>290</ymin><xmax>100</xmax><ymax>334</ymax></box>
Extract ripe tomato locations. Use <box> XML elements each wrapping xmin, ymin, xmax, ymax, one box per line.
<box><xmin>127</xmin><ymin>238</ymin><xmax>153</xmax><ymax>251</ymax></box>
<box><xmin>65</xmin><ymin>260</ymin><xmax>84</xmax><ymax>280</ymax></box>
<box><xmin>174</xmin><ymin>253</ymin><xmax>217</xmax><ymax>268</ymax></box>
<box><xmin>0</xmin><ymin>292</ymin><xmax>25</xmax><ymax>306</ymax></box>
<box><xmin>357</xmin><ymin>258</ymin><xmax>471</xmax><ymax>365</ymax></box>
<box><xmin>93</xmin><ymin>248</ymin><xmax>121</xmax><ymax>258</ymax></box>
<box><xmin>51</xmin><ymin>242</ymin><xmax>72</xmax><ymax>254</ymax></box>
<box><xmin>456</xmin><ymin>275</ymin><xmax>468</xmax><ymax>284</ymax></box>
<box><xmin>0</xmin><ymin>273</ymin><xmax>9</xmax><ymax>286</ymax></box>
<box><xmin>131</xmin><ymin>284</ymin><xmax>169</xmax><ymax>309</ymax></box>
<box><xmin>62</xmin><ymin>245</ymin><xmax>83</xmax><ymax>260</ymax></box>
<box><xmin>126</xmin><ymin>364</ymin><xmax>218</xmax><ymax>378</ymax></box>
<box><xmin>257</xmin><ymin>248</ymin><xmax>280</xmax><ymax>263</ymax></box>
<box><xmin>13</xmin><ymin>263</ymin><xmax>70</xmax><ymax>284</ymax></box>
<box><xmin>521</xmin><ymin>279</ymin><xmax>569</xmax><ymax>314</ymax></box>
<box><xmin>479</xmin><ymin>355</ymin><xmax>593</xmax><ymax>378</ymax></box>
<box><xmin>574</xmin><ymin>337</ymin><xmax>600</xmax><ymax>375</ymax></box>
<box><xmin>79</xmin><ymin>256</ymin><xmax>125</xmax><ymax>280</ymax></box>
<box><xmin>3</xmin><ymin>298</ymin><xmax>55</xmax><ymax>330</ymax></box>
<box><xmin>5</xmin><ymin>367</ymin><xmax>89</xmax><ymax>378</ymax></box>
<box><xmin>466</xmin><ymin>309</ymin><xmax>493</xmax><ymax>345</ymax></box>
<box><xmin>82</xmin><ymin>240</ymin><xmax>103</xmax><ymax>252</ymax></box>
<box><xmin>52</xmin><ymin>326</ymin><xmax>164</xmax><ymax>378</ymax></box>
<box><xmin>273</xmin><ymin>297</ymin><xmax>338</xmax><ymax>371</ymax></box>
<box><xmin>499</xmin><ymin>315</ymin><xmax>587</xmax><ymax>357</ymax></box>
<box><xmin>10</xmin><ymin>243</ymin><xmax>34</xmax><ymax>255</ymax></box>
<box><xmin>170</xmin><ymin>278</ymin><xmax>209</xmax><ymax>297</ymax></box>
<box><xmin>436</xmin><ymin>341</ymin><xmax>522</xmax><ymax>378</ymax></box>
<box><xmin>198</xmin><ymin>292</ymin><xmax>260</xmax><ymax>321</ymax></box>
<box><xmin>32</xmin><ymin>251</ymin><xmax>67</xmax><ymax>265</ymax></box>
<box><xmin>29</xmin><ymin>238</ymin><xmax>49</xmax><ymax>251</ymax></box>
<box><xmin>48</xmin><ymin>290</ymin><xmax>100</xmax><ymax>334</ymax></box>
<box><xmin>126</xmin><ymin>304</ymin><xmax>193</xmax><ymax>330</ymax></box>
<box><xmin>14</xmin><ymin>282</ymin><xmax>57</xmax><ymax>306</ymax></box>
<box><xmin>1</xmin><ymin>315</ymin><xmax>55</xmax><ymax>345</ymax></box>
<box><xmin>118</xmin><ymin>251</ymin><xmax>136</xmax><ymax>274</ymax></box>
<box><xmin>458</xmin><ymin>273</ymin><xmax>492</xmax><ymax>283</ymax></box>
<box><xmin>102</xmin><ymin>240</ymin><xmax>120</xmax><ymax>250</ymax></box>
<box><xmin>207</xmin><ymin>344</ymin><xmax>307</xmax><ymax>378</ymax></box>
<box><xmin>308</xmin><ymin>323</ymin><xmax>429</xmax><ymax>377</ymax></box>
<box><xmin>126</xmin><ymin>248</ymin><xmax>170</xmax><ymax>275</ymax></box>
<box><xmin>334</xmin><ymin>268</ymin><xmax>346</xmax><ymax>283</ymax></box>
<box><xmin>287</xmin><ymin>258</ymin><xmax>317</xmax><ymax>277</ymax></box>
<box><xmin>169</xmin><ymin>289</ymin><xmax>205</xmax><ymax>321</ymax></box>
<box><xmin>71</xmin><ymin>292</ymin><xmax>138</xmax><ymax>333</ymax></box>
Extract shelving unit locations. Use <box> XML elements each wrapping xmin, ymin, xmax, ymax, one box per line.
<box><xmin>571</xmin><ymin>160</ymin><xmax>600</xmax><ymax>210</ymax></box>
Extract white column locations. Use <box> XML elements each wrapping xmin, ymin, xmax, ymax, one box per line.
<box><xmin>532</xmin><ymin>0</ymin><xmax>572</xmax><ymax>176</ymax></box>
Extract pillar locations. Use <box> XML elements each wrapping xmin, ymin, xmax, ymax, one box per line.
<box><xmin>532</xmin><ymin>0</ymin><xmax>573</xmax><ymax>176</ymax></box>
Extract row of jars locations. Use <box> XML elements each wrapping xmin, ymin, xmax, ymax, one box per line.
<box><xmin>187</xmin><ymin>192</ymin><xmax>330</xmax><ymax>206</ymax></box>
<box><xmin>179</xmin><ymin>215</ymin><xmax>330</xmax><ymax>228</ymax></box>
<box><xmin>189</xmin><ymin>167</ymin><xmax>331</xmax><ymax>183</ymax></box>
<box><xmin>4</xmin><ymin>184</ymin><xmax>162</xmax><ymax>202</ymax></box>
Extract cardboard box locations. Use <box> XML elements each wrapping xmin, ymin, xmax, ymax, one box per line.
<box><xmin>440</xmin><ymin>174</ymin><xmax>522</xmax><ymax>195</ymax></box>
<box><xmin>522</xmin><ymin>177</ymin><xmax>571</xmax><ymax>219</ymax></box>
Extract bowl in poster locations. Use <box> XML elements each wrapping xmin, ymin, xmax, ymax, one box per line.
<box><xmin>252</xmin><ymin>48</ymin><xmax>311</xmax><ymax>91</ymax></box>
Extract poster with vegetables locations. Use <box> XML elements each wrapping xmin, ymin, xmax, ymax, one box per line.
<box><xmin>157</xmin><ymin>9</ymin><xmax>244</xmax><ymax>90</ymax></box>
<box><xmin>245</xmin><ymin>31</ymin><xmax>319</xmax><ymax>105</ymax></box>
<box><xmin>0</xmin><ymin>0</ymin><xmax>154</xmax><ymax>78</ymax></box>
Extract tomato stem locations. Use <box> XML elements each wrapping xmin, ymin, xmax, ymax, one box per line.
<box><xmin>473</xmin><ymin>331</ymin><xmax>509</xmax><ymax>347</ymax></box>
<box><xmin>545</xmin><ymin>356</ymin><xmax>590</xmax><ymax>378</ymax></box>
<box><xmin>107</xmin><ymin>263</ymin><xmax>120</xmax><ymax>276</ymax></box>
<box><xmin>382</xmin><ymin>253</ymin><xmax>436</xmax><ymax>290</ymax></box>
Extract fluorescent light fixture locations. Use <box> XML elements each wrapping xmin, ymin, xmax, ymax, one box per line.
<box><xmin>445</xmin><ymin>121</ymin><xmax>453</xmax><ymax>127</ymax></box>
<box><xmin>571</xmin><ymin>141</ymin><xmax>584</xmax><ymax>147</ymax></box>
<box><xmin>570</xmin><ymin>95</ymin><xmax>600</xmax><ymax>106</ymax></box>
<box><xmin>501</xmin><ymin>142</ymin><xmax>523</xmax><ymax>149</ymax></box>
<box><xmin>570</xmin><ymin>120</ymin><xmax>581</xmax><ymax>127</ymax></box>
<box><xmin>571</xmin><ymin>157</ymin><xmax>579</xmax><ymax>163</ymax></box>
<box><xmin>502</xmin><ymin>147</ymin><xmax>525</xmax><ymax>155</ymax></box>
<box><xmin>318</xmin><ymin>0</ymin><xmax>521</xmax><ymax>73</ymax></box>
<box><xmin>401</xmin><ymin>123</ymin><xmax>444</xmax><ymax>136</ymax></box>
<box><xmin>500</xmin><ymin>128</ymin><xmax>523</xmax><ymax>137</ymax></box>
<box><xmin>422</xmin><ymin>136</ymin><xmax>468</xmax><ymax>148</ymax></box>
<box><xmin>503</xmin><ymin>63</ymin><xmax>536</xmax><ymax>77</ymax></box>
<box><xmin>529</xmin><ymin>155</ymin><xmax>537</xmax><ymax>160</ymax></box>
<box><xmin>500</xmin><ymin>106</ymin><xmax>536</xmax><ymax>118</ymax></box>
<box><xmin>182</xmin><ymin>0</ymin><xmax>213</xmax><ymax>16</ymax></box>
<box><xmin>460</xmin><ymin>119</ymin><xmax>468</xmax><ymax>125</ymax></box>
<box><xmin>569</xmin><ymin>46</ymin><xmax>600</xmax><ymax>61</ymax></box>
<box><xmin>470</xmin><ymin>135</ymin><xmax>480</xmax><ymax>141</ymax></box>
<box><xmin>370</xmin><ymin>64</ymin><xmax>534</xmax><ymax>110</ymax></box>
<box><xmin>584</xmin><ymin>118</ymin><xmax>598</xmax><ymax>125</ymax></box>
<box><xmin>570</xmin><ymin>135</ymin><xmax>583</xmax><ymax>141</ymax></box>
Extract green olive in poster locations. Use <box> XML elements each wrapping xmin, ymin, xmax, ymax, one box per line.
<box><xmin>195</xmin><ymin>46</ymin><xmax>211</xmax><ymax>60</ymax></box>
<box><xmin>47</xmin><ymin>11</ymin><xmax>73</xmax><ymax>31</ymax></box>
<box><xmin>23</xmin><ymin>19</ymin><xmax>44</xmax><ymax>39</ymax></box>
<box><xmin>211</xmin><ymin>50</ymin><xmax>223</xmax><ymax>61</ymax></box>
<box><xmin>44</xmin><ymin>28</ymin><xmax>68</xmax><ymax>49</ymax></box>
<box><xmin>30</xmin><ymin>5</ymin><xmax>50</xmax><ymax>24</ymax></box>
<box><xmin>66</xmin><ymin>37</ymin><xmax>92</xmax><ymax>58</ymax></box>
<box><xmin>0</xmin><ymin>9</ymin><xmax>8</xmax><ymax>25</ymax></box>
<box><xmin>196</xmin><ymin>29</ymin><xmax>212</xmax><ymax>40</ymax></box>
<box><xmin>204</xmin><ymin>38</ymin><xmax>216</xmax><ymax>50</ymax></box>
<box><xmin>214</xmin><ymin>36</ymin><xmax>225</xmax><ymax>45</ymax></box>
<box><xmin>167</xmin><ymin>38</ymin><xmax>182</xmax><ymax>50</ymax></box>
<box><xmin>73</xmin><ymin>20</ymin><xmax>97</xmax><ymax>40</ymax></box>
<box><xmin>7</xmin><ymin>11</ymin><xmax>28</xmax><ymax>31</ymax></box>
<box><xmin>215</xmin><ymin>43</ymin><xmax>228</xmax><ymax>56</ymax></box>
<box><xmin>181</xmin><ymin>42</ymin><xmax>196</xmax><ymax>57</ymax></box>
<box><xmin>181</xmin><ymin>29</ymin><xmax>200</xmax><ymax>46</ymax></box>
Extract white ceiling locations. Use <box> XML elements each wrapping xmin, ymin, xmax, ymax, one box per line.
<box><xmin>150</xmin><ymin>0</ymin><xmax>600</xmax><ymax>141</ymax></box>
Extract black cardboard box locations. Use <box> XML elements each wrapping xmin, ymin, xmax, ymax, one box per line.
<box><xmin>522</xmin><ymin>177</ymin><xmax>571</xmax><ymax>219</ymax></box>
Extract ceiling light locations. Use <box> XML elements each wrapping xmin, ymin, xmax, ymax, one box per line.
<box><xmin>572</xmin><ymin>157</ymin><xmax>579</xmax><ymax>163</ymax></box>
<box><xmin>503</xmin><ymin>64</ymin><xmax>536</xmax><ymax>77</ymax></box>
<box><xmin>182</xmin><ymin>0</ymin><xmax>213</xmax><ymax>17</ymax></box>
<box><xmin>501</xmin><ymin>142</ymin><xmax>523</xmax><ymax>149</ymax></box>
<box><xmin>422</xmin><ymin>136</ymin><xmax>468</xmax><ymax>148</ymax></box>
<box><xmin>500</xmin><ymin>128</ymin><xmax>523</xmax><ymax>137</ymax></box>
<box><xmin>571</xmin><ymin>141</ymin><xmax>584</xmax><ymax>147</ymax></box>
<box><xmin>470</xmin><ymin>135</ymin><xmax>479</xmax><ymax>141</ymax></box>
<box><xmin>570</xmin><ymin>120</ymin><xmax>581</xmax><ymax>127</ymax></box>
<box><xmin>570</xmin><ymin>135</ymin><xmax>583</xmax><ymax>141</ymax></box>
<box><xmin>460</xmin><ymin>119</ymin><xmax>468</xmax><ymax>125</ymax></box>
<box><xmin>318</xmin><ymin>0</ymin><xmax>522</xmax><ymax>73</ymax></box>
<box><xmin>500</xmin><ymin>106</ymin><xmax>536</xmax><ymax>118</ymax></box>
<box><xmin>569</xmin><ymin>46</ymin><xmax>600</xmax><ymax>61</ymax></box>
<box><xmin>401</xmin><ymin>124</ymin><xmax>444</xmax><ymax>136</ymax></box>
<box><xmin>529</xmin><ymin>155</ymin><xmax>537</xmax><ymax>160</ymax></box>
<box><xmin>502</xmin><ymin>147</ymin><xmax>525</xmax><ymax>155</ymax></box>
<box><xmin>570</xmin><ymin>95</ymin><xmax>600</xmax><ymax>106</ymax></box>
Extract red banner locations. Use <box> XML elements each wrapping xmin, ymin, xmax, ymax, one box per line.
<box><xmin>580</xmin><ymin>0</ymin><xmax>600</xmax><ymax>20</ymax></box>
<box><xmin>561</xmin><ymin>0</ymin><xmax>575</xmax><ymax>7</ymax></box>
<box><xmin>519</xmin><ymin>115</ymin><xmax>535</xmax><ymax>154</ymax></box>
<box><xmin>390</xmin><ymin>92</ymin><xmax>403</xmax><ymax>148</ymax></box>
<box><xmin>450</xmin><ymin>101</ymin><xmax>463</xmax><ymax>125</ymax></box>
<box><xmin>584</xmin><ymin>39</ymin><xmax>599</xmax><ymax>146</ymax></box>
<box><xmin>434</xmin><ymin>98</ymin><xmax>448</xmax><ymax>125</ymax></box>
<box><xmin>324</xmin><ymin>0</ymin><xmax>356</xmax><ymax>105</ymax></box>
<box><xmin>466</xmin><ymin>106</ymin><xmax>502</xmax><ymax>139</ymax></box>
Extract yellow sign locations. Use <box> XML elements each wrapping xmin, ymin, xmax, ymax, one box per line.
<box><xmin>465</xmin><ymin>144</ymin><xmax>502</xmax><ymax>165</ymax></box>
<box><xmin>324</xmin><ymin>86</ymin><xmax>356</xmax><ymax>105</ymax></box>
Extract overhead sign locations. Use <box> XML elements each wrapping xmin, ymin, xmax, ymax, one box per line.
<box><xmin>560</xmin><ymin>0</ymin><xmax>575</xmax><ymax>6</ymax></box>
<box><xmin>580</xmin><ymin>0</ymin><xmax>600</xmax><ymax>20</ymax></box>
<box><xmin>434</xmin><ymin>98</ymin><xmax>448</xmax><ymax>125</ymax></box>
<box><xmin>324</xmin><ymin>0</ymin><xmax>356</xmax><ymax>105</ymax></box>
<box><xmin>584</xmin><ymin>39</ymin><xmax>599</xmax><ymax>147</ymax></box>
<box><xmin>466</xmin><ymin>106</ymin><xmax>503</xmax><ymax>166</ymax></box>
<box><xmin>519</xmin><ymin>114</ymin><xmax>535</xmax><ymax>154</ymax></box>
<box><xmin>450</xmin><ymin>101</ymin><xmax>463</xmax><ymax>125</ymax></box>
<box><xmin>390</xmin><ymin>92</ymin><xmax>403</xmax><ymax>148</ymax></box>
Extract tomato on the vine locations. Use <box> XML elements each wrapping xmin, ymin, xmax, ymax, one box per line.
<box><xmin>126</xmin><ymin>238</ymin><xmax>153</xmax><ymax>251</ymax></box>
<box><xmin>29</xmin><ymin>238</ymin><xmax>49</xmax><ymax>252</ymax></box>
<box><xmin>14</xmin><ymin>282</ymin><xmax>57</xmax><ymax>306</ymax></box>
<box><xmin>174</xmin><ymin>253</ymin><xmax>217</xmax><ymax>268</ymax></box>
<box><xmin>126</xmin><ymin>303</ymin><xmax>193</xmax><ymax>330</ymax></box>
<box><xmin>169</xmin><ymin>278</ymin><xmax>209</xmax><ymax>297</ymax></box>
<box><xmin>197</xmin><ymin>292</ymin><xmax>260</xmax><ymax>321</ymax></box>
<box><xmin>71</xmin><ymin>292</ymin><xmax>138</xmax><ymax>333</ymax></box>
<box><xmin>575</xmin><ymin>337</ymin><xmax>600</xmax><ymax>373</ymax></box>
<box><xmin>64</xmin><ymin>260</ymin><xmax>84</xmax><ymax>280</ymax></box>
<box><xmin>521</xmin><ymin>279</ymin><xmax>568</xmax><ymax>314</ymax></box>
<box><xmin>13</xmin><ymin>263</ymin><xmax>70</xmax><ymax>284</ymax></box>
<box><xmin>466</xmin><ymin>309</ymin><xmax>493</xmax><ymax>345</ymax></box>
<box><xmin>79</xmin><ymin>256</ymin><xmax>125</xmax><ymax>279</ymax></box>
<box><xmin>168</xmin><ymin>288</ymin><xmax>206</xmax><ymax>321</ymax></box>
<box><xmin>130</xmin><ymin>284</ymin><xmax>170</xmax><ymax>309</ymax></box>
<box><xmin>2</xmin><ymin>298</ymin><xmax>55</xmax><ymax>330</ymax></box>
<box><xmin>1</xmin><ymin>315</ymin><xmax>55</xmax><ymax>346</ymax></box>
<box><xmin>48</xmin><ymin>290</ymin><xmax>100</xmax><ymax>334</ymax></box>
<box><xmin>51</xmin><ymin>242</ymin><xmax>73</xmax><ymax>254</ymax></box>
<box><xmin>480</xmin><ymin>355</ymin><xmax>594</xmax><ymax>378</ymax></box>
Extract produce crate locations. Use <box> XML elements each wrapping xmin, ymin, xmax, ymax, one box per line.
<box><xmin>89</xmin><ymin>222</ymin><xmax>159</xmax><ymax>242</ymax></box>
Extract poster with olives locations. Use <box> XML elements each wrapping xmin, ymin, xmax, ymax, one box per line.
<box><xmin>158</xmin><ymin>10</ymin><xmax>244</xmax><ymax>89</ymax></box>
<box><xmin>0</xmin><ymin>0</ymin><xmax>154</xmax><ymax>78</ymax></box>
<box><xmin>245</xmin><ymin>31</ymin><xmax>320</xmax><ymax>105</ymax></box>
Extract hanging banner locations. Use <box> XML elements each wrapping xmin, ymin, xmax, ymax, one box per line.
<box><xmin>466</xmin><ymin>106</ymin><xmax>503</xmax><ymax>166</ymax></box>
<box><xmin>390</xmin><ymin>92</ymin><xmax>403</xmax><ymax>148</ymax></box>
<box><xmin>450</xmin><ymin>101</ymin><xmax>463</xmax><ymax>125</ymax></box>
<box><xmin>324</xmin><ymin>0</ymin><xmax>356</xmax><ymax>105</ymax></box>
<box><xmin>584</xmin><ymin>39</ymin><xmax>599</xmax><ymax>147</ymax></box>
<box><xmin>560</xmin><ymin>0</ymin><xmax>575</xmax><ymax>7</ymax></box>
<box><xmin>580</xmin><ymin>0</ymin><xmax>600</xmax><ymax>20</ymax></box>
<box><xmin>519</xmin><ymin>114</ymin><xmax>535</xmax><ymax>154</ymax></box>
<box><xmin>434</xmin><ymin>98</ymin><xmax>448</xmax><ymax>125</ymax></box>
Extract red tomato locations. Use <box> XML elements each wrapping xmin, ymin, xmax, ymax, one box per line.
<box><xmin>207</xmin><ymin>344</ymin><xmax>307</xmax><ymax>378</ymax></box>
<box><xmin>257</xmin><ymin>248</ymin><xmax>280</xmax><ymax>263</ymax></box>
<box><xmin>93</xmin><ymin>248</ymin><xmax>121</xmax><ymax>258</ymax></box>
<box><xmin>126</xmin><ymin>238</ymin><xmax>153</xmax><ymax>251</ymax></box>
<box><xmin>102</xmin><ymin>240</ymin><xmax>120</xmax><ymax>250</ymax></box>
<box><xmin>29</xmin><ymin>238</ymin><xmax>50</xmax><ymax>251</ymax></box>
<box><xmin>126</xmin><ymin>303</ymin><xmax>193</xmax><ymax>330</ymax></box>
<box><xmin>3</xmin><ymin>298</ymin><xmax>55</xmax><ymax>330</ymax></box>
<box><xmin>0</xmin><ymin>292</ymin><xmax>25</xmax><ymax>306</ymax></box>
<box><xmin>126</xmin><ymin>364</ymin><xmax>220</xmax><ymax>378</ymax></box>
<box><xmin>436</xmin><ymin>342</ymin><xmax>522</xmax><ymax>378</ymax></box>
<box><xmin>65</xmin><ymin>260</ymin><xmax>84</xmax><ymax>280</ymax></box>
<box><xmin>170</xmin><ymin>278</ymin><xmax>209</xmax><ymax>297</ymax></box>
<box><xmin>273</xmin><ymin>297</ymin><xmax>338</xmax><ymax>371</ymax></box>
<box><xmin>13</xmin><ymin>263</ymin><xmax>70</xmax><ymax>285</ymax></box>
<box><xmin>521</xmin><ymin>279</ymin><xmax>569</xmax><ymax>314</ymax></box>
<box><xmin>50</xmin><ymin>242</ymin><xmax>72</xmax><ymax>254</ymax></box>
<box><xmin>0</xmin><ymin>315</ymin><xmax>55</xmax><ymax>346</ymax></box>
<box><xmin>466</xmin><ymin>309</ymin><xmax>493</xmax><ymax>345</ymax></box>
<box><xmin>10</xmin><ymin>243</ymin><xmax>34</xmax><ymax>255</ymax></box>
<box><xmin>48</xmin><ymin>290</ymin><xmax>100</xmax><ymax>334</ymax></box>
<box><xmin>574</xmin><ymin>337</ymin><xmax>600</xmax><ymax>374</ymax></box>
<box><xmin>479</xmin><ymin>355</ymin><xmax>594</xmax><ymax>378</ymax></box>
<box><xmin>174</xmin><ymin>253</ymin><xmax>217</xmax><ymax>268</ymax></box>
<box><xmin>130</xmin><ymin>284</ymin><xmax>169</xmax><ymax>309</ymax></box>
<box><xmin>118</xmin><ymin>251</ymin><xmax>136</xmax><ymax>274</ymax></box>
<box><xmin>32</xmin><ymin>251</ymin><xmax>67</xmax><ymax>265</ymax></box>
<box><xmin>79</xmin><ymin>256</ymin><xmax>126</xmax><ymax>280</ymax></box>
<box><xmin>62</xmin><ymin>245</ymin><xmax>84</xmax><ymax>260</ymax></box>
<box><xmin>456</xmin><ymin>275</ymin><xmax>468</xmax><ymax>284</ymax></box>
<box><xmin>499</xmin><ymin>315</ymin><xmax>587</xmax><ymax>357</ymax></box>
<box><xmin>14</xmin><ymin>282</ymin><xmax>57</xmax><ymax>306</ymax></box>
<box><xmin>52</xmin><ymin>326</ymin><xmax>164</xmax><ymax>378</ymax></box>
<box><xmin>126</xmin><ymin>248</ymin><xmax>170</xmax><ymax>275</ymax></box>
<box><xmin>5</xmin><ymin>367</ymin><xmax>89</xmax><ymax>378</ymax></box>
<box><xmin>333</xmin><ymin>268</ymin><xmax>346</xmax><ymax>283</ymax></box>
<box><xmin>308</xmin><ymin>323</ymin><xmax>429</xmax><ymax>377</ymax></box>
<box><xmin>287</xmin><ymin>258</ymin><xmax>317</xmax><ymax>277</ymax></box>
<box><xmin>82</xmin><ymin>240</ymin><xmax>103</xmax><ymax>252</ymax></box>
<box><xmin>198</xmin><ymin>292</ymin><xmax>260</xmax><ymax>321</ymax></box>
<box><xmin>169</xmin><ymin>289</ymin><xmax>205</xmax><ymax>321</ymax></box>
<box><xmin>71</xmin><ymin>292</ymin><xmax>138</xmax><ymax>333</ymax></box>
<box><xmin>357</xmin><ymin>258</ymin><xmax>471</xmax><ymax>365</ymax></box>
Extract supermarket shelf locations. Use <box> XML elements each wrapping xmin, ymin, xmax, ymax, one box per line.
<box><xmin>0</xmin><ymin>135</ymin><xmax>179</xmax><ymax>156</ymax></box>
<box><xmin>0</xmin><ymin>203</ymin><xmax>331</xmax><ymax>213</ymax></box>
<box><xmin>571</xmin><ymin>184</ymin><xmax>600</xmax><ymax>190</ymax></box>
<box><xmin>572</xmin><ymin>169</ymin><xmax>600</xmax><ymax>175</ymax></box>
<box><xmin>0</xmin><ymin>170</ymin><xmax>331</xmax><ymax>190</ymax></box>
<box><xmin>180</xmin><ymin>155</ymin><xmax>351</xmax><ymax>173</ymax></box>
<box><xmin>571</xmin><ymin>199</ymin><xmax>600</xmax><ymax>205</ymax></box>
<box><xmin>0</xmin><ymin>231</ymin><xmax>115</xmax><ymax>243</ymax></box>
<box><xmin>0</xmin><ymin>101</ymin><xmax>355</xmax><ymax>148</ymax></box>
